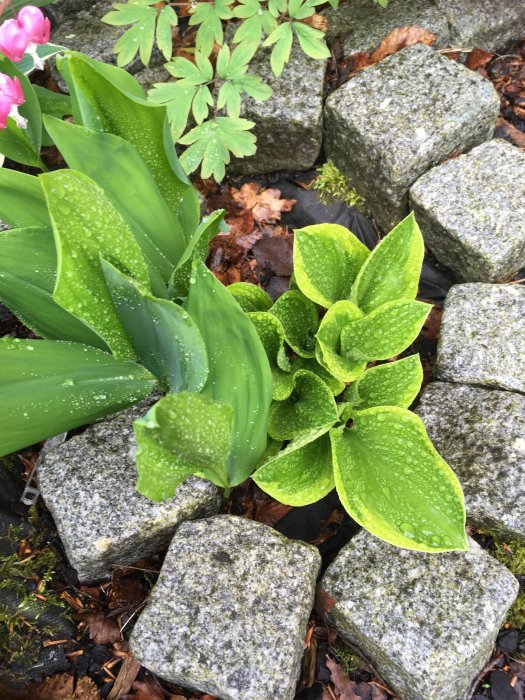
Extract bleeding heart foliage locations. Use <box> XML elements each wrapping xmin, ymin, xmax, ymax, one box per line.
<box><xmin>238</xmin><ymin>215</ymin><xmax>468</xmax><ymax>553</ymax></box>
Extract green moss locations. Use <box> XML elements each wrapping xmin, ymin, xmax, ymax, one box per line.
<box><xmin>312</xmin><ymin>161</ymin><xmax>370</xmax><ymax>216</ymax></box>
<box><xmin>490</xmin><ymin>537</ymin><xmax>525</xmax><ymax>629</ymax></box>
<box><xmin>332</xmin><ymin>638</ymin><xmax>366</xmax><ymax>676</ymax></box>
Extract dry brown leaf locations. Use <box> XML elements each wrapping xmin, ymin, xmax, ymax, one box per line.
<box><xmin>119</xmin><ymin>680</ymin><xmax>164</xmax><ymax>700</ymax></box>
<box><xmin>370</xmin><ymin>25</ymin><xmax>437</xmax><ymax>63</ymax></box>
<box><xmin>466</xmin><ymin>47</ymin><xmax>494</xmax><ymax>71</ymax></box>
<box><xmin>231</xmin><ymin>183</ymin><xmax>296</xmax><ymax>224</ymax></box>
<box><xmin>326</xmin><ymin>657</ymin><xmax>361</xmax><ymax>700</ymax></box>
<box><xmin>73</xmin><ymin>677</ymin><xmax>100</xmax><ymax>700</ymax></box>
<box><xmin>84</xmin><ymin>611</ymin><xmax>121</xmax><ymax>645</ymax></box>
<box><xmin>300</xmin><ymin>13</ymin><xmax>328</xmax><ymax>32</ymax></box>
<box><xmin>494</xmin><ymin>116</ymin><xmax>525</xmax><ymax>148</ymax></box>
<box><xmin>314</xmin><ymin>586</ymin><xmax>336</xmax><ymax>618</ymax></box>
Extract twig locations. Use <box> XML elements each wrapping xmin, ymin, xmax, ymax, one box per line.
<box><xmin>465</xmin><ymin>652</ymin><xmax>502</xmax><ymax>700</ymax></box>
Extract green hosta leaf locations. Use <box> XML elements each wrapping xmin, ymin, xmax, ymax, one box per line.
<box><xmin>263</xmin><ymin>22</ymin><xmax>293</xmax><ymax>77</ymax></box>
<box><xmin>169</xmin><ymin>210</ymin><xmax>226</xmax><ymax>299</ymax></box>
<box><xmin>34</xmin><ymin>86</ymin><xmax>72</xmax><ymax>147</ymax></box>
<box><xmin>58</xmin><ymin>52</ymin><xmax>189</xmax><ymax>214</ymax></box>
<box><xmin>248</xmin><ymin>311</ymin><xmax>293</xmax><ymax>400</ymax></box>
<box><xmin>294</xmin><ymin>224</ymin><xmax>370</xmax><ymax>308</ymax></box>
<box><xmin>0</xmin><ymin>338</ymin><xmax>156</xmax><ymax>457</ymax></box>
<box><xmin>0</xmin><ymin>55</ymin><xmax>42</xmax><ymax>167</ymax></box>
<box><xmin>351</xmin><ymin>212</ymin><xmax>424</xmax><ymax>314</ymax></box>
<box><xmin>331</xmin><ymin>407</ymin><xmax>468</xmax><ymax>552</ymax></box>
<box><xmin>253</xmin><ymin>427</ymin><xmax>334</xmax><ymax>505</ymax></box>
<box><xmin>341</xmin><ymin>299</ymin><xmax>431</xmax><ymax>362</ymax></box>
<box><xmin>315</xmin><ymin>301</ymin><xmax>366</xmax><ymax>382</ymax></box>
<box><xmin>44</xmin><ymin>116</ymin><xmax>186</xmax><ymax>284</ymax></box>
<box><xmin>268</xmin><ymin>369</ymin><xmax>337</xmax><ymax>440</ymax></box>
<box><xmin>0</xmin><ymin>227</ymin><xmax>108</xmax><ymax>349</ymax></box>
<box><xmin>0</xmin><ymin>169</ymin><xmax>49</xmax><ymax>228</ymax></box>
<box><xmin>293</xmin><ymin>356</ymin><xmax>345</xmax><ymax>395</ymax></box>
<box><xmin>270</xmin><ymin>290</ymin><xmax>318</xmax><ymax>358</ymax></box>
<box><xmin>41</xmin><ymin>169</ymin><xmax>150</xmax><ymax>360</ymax></box>
<box><xmin>179</xmin><ymin>117</ymin><xmax>256</xmax><ymax>182</ymax></box>
<box><xmin>135</xmin><ymin>392</ymin><xmax>233</xmax><ymax>498</ymax></box>
<box><xmin>187</xmin><ymin>261</ymin><xmax>272</xmax><ymax>485</ymax></box>
<box><xmin>101</xmin><ymin>260</ymin><xmax>208</xmax><ymax>393</ymax></box>
<box><xmin>189</xmin><ymin>0</ymin><xmax>233</xmax><ymax>56</ymax></box>
<box><xmin>228</xmin><ymin>283</ymin><xmax>273</xmax><ymax>312</ymax></box>
<box><xmin>293</xmin><ymin>23</ymin><xmax>330</xmax><ymax>59</ymax></box>
<box><xmin>345</xmin><ymin>355</ymin><xmax>423</xmax><ymax>410</ymax></box>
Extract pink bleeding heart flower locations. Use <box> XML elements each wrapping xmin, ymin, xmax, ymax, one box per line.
<box><xmin>0</xmin><ymin>74</ymin><xmax>26</xmax><ymax>129</ymax></box>
<box><xmin>0</xmin><ymin>18</ymin><xmax>29</xmax><ymax>62</ymax></box>
<box><xmin>17</xmin><ymin>6</ymin><xmax>51</xmax><ymax>45</ymax></box>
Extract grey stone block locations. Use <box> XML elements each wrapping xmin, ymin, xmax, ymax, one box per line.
<box><xmin>435</xmin><ymin>283</ymin><xmax>525</xmax><ymax>393</ymax></box>
<box><xmin>410</xmin><ymin>140</ymin><xmax>525</xmax><ymax>282</ymax></box>
<box><xmin>229</xmin><ymin>38</ymin><xmax>326</xmax><ymax>175</ymax></box>
<box><xmin>324</xmin><ymin>0</ymin><xmax>449</xmax><ymax>54</ymax></box>
<box><xmin>416</xmin><ymin>382</ymin><xmax>525</xmax><ymax>541</ymax></box>
<box><xmin>437</xmin><ymin>0</ymin><xmax>525</xmax><ymax>52</ymax></box>
<box><xmin>38</xmin><ymin>403</ymin><xmax>222</xmax><ymax>582</ymax></box>
<box><xmin>323</xmin><ymin>44</ymin><xmax>500</xmax><ymax>231</ymax></box>
<box><xmin>322</xmin><ymin>530</ymin><xmax>519</xmax><ymax>700</ymax></box>
<box><xmin>130</xmin><ymin>515</ymin><xmax>321</xmax><ymax>700</ymax></box>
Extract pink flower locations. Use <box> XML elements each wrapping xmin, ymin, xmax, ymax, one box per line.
<box><xmin>0</xmin><ymin>74</ymin><xmax>26</xmax><ymax>129</ymax></box>
<box><xmin>17</xmin><ymin>6</ymin><xmax>50</xmax><ymax>45</ymax></box>
<box><xmin>0</xmin><ymin>18</ymin><xmax>29</xmax><ymax>62</ymax></box>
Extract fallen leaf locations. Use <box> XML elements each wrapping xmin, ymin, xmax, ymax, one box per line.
<box><xmin>420</xmin><ymin>305</ymin><xmax>441</xmax><ymax>341</ymax></box>
<box><xmin>370</xmin><ymin>26</ymin><xmax>437</xmax><ymax>63</ymax></box>
<box><xmin>119</xmin><ymin>680</ymin><xmax>164</xmax><ymax>700</ymax></box>
<box><xmin>231</xmin><ymin>183</ymin><xmax>296</xmax><ymax>224</ymax></box>
<box><xmin>83</xmin><ymin>611</ymin><xmax>121</xmax><ymax>645</ymax></box>
<box><xmin>73</xmin><ymin>677</ymin><xmax>100</xmax><ymax>700</ymax></box>
<box><xmin>252</xmin><ymin>235</ymin><xmax>293</xmax><ymax>277</ymax></box>
<box><xmin>326</xmin><ymin>657</ymin><xmax>361</xmax><ymax>700</ymax></box>
<box><xmin>108</xmin><ymin>575</ymin><xmax>145</xmax><ymax>610</ymax></box>
<box><xmin>494</xmin><ymin>117</ymin><xmax>525</xmax><ymax>148</ymax></box>
<box><xmin>466</xmin><ymin>47</ymin><xmax>494</xmax><ymax>71</ymax></box>
<box><xmin>314</xmin><ymin>586</ymin><xmax>336</xmax><ymax>618</ymax></box>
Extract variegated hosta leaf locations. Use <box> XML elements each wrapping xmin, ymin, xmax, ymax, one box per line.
<box><xmin>341</xmin><ymin>300</ymin><xmax>431</xmax><ymax>362</ymax></box>
<box><xmin>344</xmin><ymin>355</ymin><xmax>423</xmax><ymax>410</ymax></box>
<box><xmin>351</xmin><ymin>212</ymin><xmax>424</xmax><ymax>314</ymax></box>
<box><xmin>270</xmin><ymin>289</ymin><xmax>318</xmax><ymax>358</ymax></box>
<box><xmin>253</xmin><ymin>427</ymin><xmax>335</xmax><ymax>506</ymax></box>
<box><xmin>293</xmin><ymin>356</ymin><xmax>345</xmax><ymax>396</ymax></box>
<box><xmin>101</xmin><ymin>260</ymin><xmax>208</xmax><ymax>393</ymax></box>
<box><xmin>315</xmin><ymin>300</ymin><xmax>366</xmax><ymax>382</ymax></box>
<box><xmin>268</xmin><ymin>370</ymin><xmax>338</xmax><ymax>441</ymax></box>
<box><xmin>134</xmin><ymin>392</ymin><xmax>233</xmax><ymax>499</ymax></box>
<box><xmin>294</xmin><ymin>224</ymin><xmax>370</xmax><ymax>308</ymax></box>
<box><xmin>248</xmin><ymin>311</ymin><xmax>294</xmax><ymax>400</ymax></box>
<box><xmin>331</xmin><ymin>407</ymin><xmax>468</xmax><ymax>552</ymax></box>
<box><xmin>228</xmin><ymin>282</ymin><xmax>273</xmax><ymax>312</ymax></box>
<box><xmin>41</xmin><ymin>169</ymin><xmax>150</xmax><ymax>360</ymax></box>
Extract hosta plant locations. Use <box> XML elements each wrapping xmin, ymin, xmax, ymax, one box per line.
<box><xmin>0</xmin><ymin>51</ymin><xmax>272</xmax><ymax>497</ymax></box>
<box><xmin>229</xmin><ymin>213</ymin><xmax>468</xmax><ymax>553</ymax></box>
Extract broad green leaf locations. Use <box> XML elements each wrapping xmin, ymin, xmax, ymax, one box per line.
<box><xmin>294</xmin><ymin>224</ymin><xmax>370</xmax><ymax>307</ymax></box>
<box><xmin>341</xmin><ymin>299</ymin><xmax>431</xmax><ymax>362</ymax></box>
<box><xmin>253</xmin><ymin>427</ymin><xmax>334</xmax><ymax>505</ymax></box>
<box><xmin>0</xmin><ymin>56</ymin><xmax>42</xmax><ymax>167</ymax></box>
<box><xmin>179</xmin><ymin>117</ymin><xmax>256</xmax><ymax>182</ymax></box>
<box><xmin>135</xmin><ymin>392</ymin><xmax>233</xmax><ymax>498</ymax></box>
<box><xmin>0</xmin><ymin>338</ymin><xmax>156</xmax><ymax>457</ymax></box>
<box><xmin>345</xmin><ymin>355</ymin><xmax>423</xmax><ymax>410</ymax></box>
<box><xmin>248</xmin><ymin>311</ymin><xmax>293</xmax><ymax>400</ymax></box>
<box><xmin>101</xmin><ymin>260</ymin><xmax>208</xmax><ymax>393</ymax></box>
<box><xmin>268</xmin><ymin>369</ymin><xmax>337</xmax><ymax>440</ymax></box>
<box><xmin>34</xmin><ymin>86</ymin><xmax>72</xmax><ymax>147</ymax></box>
<box><xmin>0</xmin><ymin>226</ymin><xmax>108</xmax><ymax>349</ymax></box>
<box><xmin>15</xmin><ymin>43</ymin><xmax>66</xmax><ymax>75</ymax></box>
<box><xmin>270</xmin><ymin>289</ymin><xmax>318</xmax><ymax>358</ymax></box>
<box><xmin>0</xmin><ymin>169</ymin><xmax>49</xmax><ymax>228</ymax></box>
<box><xmin>57</xmin><ymin>52</ymin><xmax>189</xmax><ymax>213</ymax></box>
<box><xmin>351</xmin><ymin>213</ymin><xmax>424</xmax><ymax>314</ymax></box>
<box><xmin>293</xmin><ymin>23</ymin><xmax>330</xmax><ymax>58</ymax></box>
<box><xmin>169</xmin><ymin>210</ymin><xmax>226</xmax><ymax>299</ymax></box>
<box><xmin>228</xmin><ymin>283</ymin><xmax>273</xmax><ymax>312</ymax></box>
<box><xmin>41</xmin><ymin>169</ymin><xmax>150</xmax><ymax>360</ymax></box>
<box><xmin>44</xmin><ymin>116</ymin><xmax>186</xmax><ymax>281</ymax></box>
<box><xmin>331</xmin><ymin>407</ymin><xmax>468</xmax><ymax>552</ymax></box>
<box><xmin>293</xmin><ymin>356</ymin><xmax>345</xmax><ymax>396</ymax></box>
<box><xmin>315</xmin><ymin>301</ymin><xmax>366</xmax><ymax>382</ymax></box>
<box><xmin>187</xmin><ymin>261</ymin><xmax>273</xmax><ymax>485</ymax></box>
